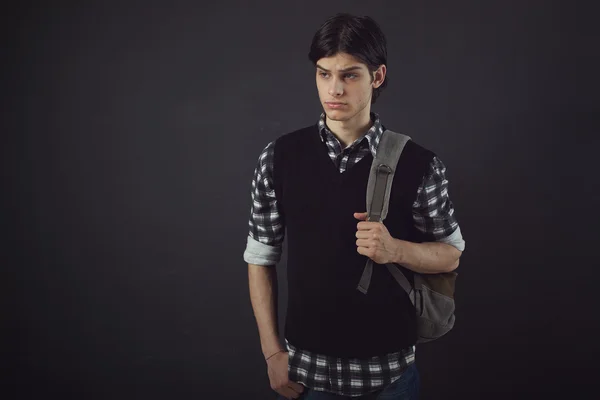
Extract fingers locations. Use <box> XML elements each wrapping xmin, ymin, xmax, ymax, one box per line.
<box><xmin>357</xmin><ymin>221</ymin><xmax>383</xmax><ymax>231</ymax></box>
<box><xmin>354</xmin><ymin>212</ymin><xmax>368</xmax><ymax>221</ymax></box>
<box><xmin>288</xmin><ymin>382</ymin><xmax>305</xmax><ymax>393</ymax></box>
<box><xmin>279</xmin><ymin>383</ymin><xmax>304</xmax><ymax>399</ymax></box>
<box><xmin>356</xmin><ymin>231</ymin><xmax>375</xmax><ymax>239</ymax></box>
<box><xmin>356</xmin><ymin>238</ymin><xmax>375</xmax><ymax>247</ymax></box>
<box><xmin>357</xmin><ymin>246</ymin><xmax>372</xmax><ymax>257</ymax></box>
<box><xmin>356</xmin><ymin>229</ymin><xmax>381</xmax><ymax>241</ymax></box>
<box><xmin>278</xmin><ymin>388</ymin><xmax>296</xmax><ymax>399</ymax></box>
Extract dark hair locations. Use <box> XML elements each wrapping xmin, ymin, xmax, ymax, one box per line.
<box><xmin>308</xmin><ymin>13</ymin><xmax>388</xmax><ymax>104</ymax></box>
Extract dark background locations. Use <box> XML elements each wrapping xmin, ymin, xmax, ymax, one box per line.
<box><xmin>3</xmin><ymin>0</ymin><xmax>598</xmax><ymax>399</ymax></box>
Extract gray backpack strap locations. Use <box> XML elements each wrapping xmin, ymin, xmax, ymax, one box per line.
<box><xmin>357</xmin><ymin>130</ymin><xmax>411</xmax><ymax>294</ymax></box>
<box><xmin>385</xmin><ymin>263</ymin><xmax>414</xmax><ymax>301</ymax></box>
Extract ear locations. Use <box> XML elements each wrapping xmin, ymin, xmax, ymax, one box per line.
<box><xmin>372</xmin><ymin>64</ymin><xmax>386</xmax><ymax>89</ymax></box>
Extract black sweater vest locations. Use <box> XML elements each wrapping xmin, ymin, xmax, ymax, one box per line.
<box><xmin>273</xmin><ymin>124</ymin><xmax>435</xmax><ymax>358</ymax></box>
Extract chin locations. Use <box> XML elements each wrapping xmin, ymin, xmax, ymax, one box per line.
<box><xmin>325</xmin><ymin>109</ymin><xmax>352</xmax><ymax>121</ymax></box>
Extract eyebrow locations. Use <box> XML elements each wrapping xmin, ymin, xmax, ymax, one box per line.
<box><xmin>316</xmin><ymin>64</ymin><xmax>363</xmax><ymax>73</ymax></box>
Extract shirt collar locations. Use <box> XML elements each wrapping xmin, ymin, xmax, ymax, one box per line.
<box><xmin>317</xmin><ymin>112</ymin><xmax>386</xmax><ymax>158</ymax></box>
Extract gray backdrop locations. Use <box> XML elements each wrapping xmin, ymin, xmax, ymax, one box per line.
<box><xmin>3</xmin><ymin>0</ymin><xmax>598</xmax><ymax>399</ymax></box>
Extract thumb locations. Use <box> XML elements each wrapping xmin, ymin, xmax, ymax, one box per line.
<box><xmin>354</xmin><ymin>212</ymin><xmax>368</xmax><ymax>221</ymax></box>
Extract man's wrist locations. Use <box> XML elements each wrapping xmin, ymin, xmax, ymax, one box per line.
<box><xmin>265</xmin><ymin>349</ymin><xmax>286</xmax><ymax>361</ymax></box>
<box><xmin>263</xmin><ymin>346</ymin><xmax>285</xmax><ymax>359</ymax></box>
<box><xmin>392</xmin><ymin>238</ymin><xmax>407</xmax><ymax>265</ymax></box>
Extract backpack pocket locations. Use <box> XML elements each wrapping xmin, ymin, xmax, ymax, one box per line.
<box><xmin>413</xmin><ymin>273</ymin><xmax>457</xmax><ymax>343</ymax></box>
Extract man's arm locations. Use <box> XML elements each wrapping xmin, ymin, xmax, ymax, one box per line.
<box><xmin>400</xmin><ymin>155</ymin><xmax>465</xmax><ymax>273</ymax></box>
<box><xmin>355</xmin><ymin>214</ymin><xmax>462</xmax><ymax>274</ymax></box>
<box><xmin>355</xmin><ymin>155</ymin><xmax>465</xmax><ymax>274</ymax></box>
<box><xmin>391</xmin><ymin>239</ymin><xmax>461</xmax><ymax>274</ymax></box>
<box><xmin>244</xmin><ymin>140</ymin><xmax>286</xmax><ymax>359</ymax></box>
<box><xmin>248</xmin><ymin>263</ymin><xmax>285</xmax><ymax>359</ymax></box>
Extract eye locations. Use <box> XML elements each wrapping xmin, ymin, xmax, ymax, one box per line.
<box><xmin>345</xmin><ymin>73</ymin><xmax>358</xmax><ymax>79</ymax></box>
<box><xmin>319</xmin><ymin>72</ymin><xmax>329</xmax><ymax>78</ymax></box>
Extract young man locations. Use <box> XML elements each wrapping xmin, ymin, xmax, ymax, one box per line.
<box><xmin>245</xmin><ymin>13</ymin><xmax>465</xmax><ymax>400</ymax></box>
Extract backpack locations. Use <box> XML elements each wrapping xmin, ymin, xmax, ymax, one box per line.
<box><xmin>356</xmin><ymin>129</ymin><xmax>457</xmax><ymax>344</ymax></box>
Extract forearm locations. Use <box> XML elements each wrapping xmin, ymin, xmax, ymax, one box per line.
<box><xmin>248</xmin><ymin>263</ymin><xmax>284</xmax><ymax>359</ymax></box>
<box><xmin>393</xmin><ymin>239</ymin><xmax>461</xmax><ymax>274</ymax></box>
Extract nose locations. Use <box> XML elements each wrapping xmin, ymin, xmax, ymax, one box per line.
<box><xmin>328</xmin><ymin>77</ymin><xmax>344</xmax><ymax>97</ymax></box>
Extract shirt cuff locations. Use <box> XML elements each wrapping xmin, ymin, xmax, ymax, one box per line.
<box><xmin>437</xmin><ymin>225</ymin><xmax>466</xmax><ymax>252</ymax></box>
<box><xmin>243</xmin><ymin>235</ymin><xmax>282</xmax><ymax>265</ymax></box>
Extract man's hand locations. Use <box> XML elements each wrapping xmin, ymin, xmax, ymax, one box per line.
<box><xmin>266</xmin><ymin>351</ymin><xmax>305</xmax><ymax>399</ymax></box>
<box><xmin>354</xmin><ymin>212</ymin><xmax>401</xmax><ymax>265</ymax></box>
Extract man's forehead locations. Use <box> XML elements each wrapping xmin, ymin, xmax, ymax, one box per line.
<box><xmin>316</xmin><ymin>54</ymin><xmax>367</xmax><ymax>71</ymax></box>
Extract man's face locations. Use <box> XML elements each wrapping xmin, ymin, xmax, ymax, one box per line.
<box><xmin>315</xmin><ymin>52</ymin><xmax>385</xmax><ymax>122</ymax></box>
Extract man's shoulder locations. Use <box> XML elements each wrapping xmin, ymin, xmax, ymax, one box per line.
<box><xmin>408</xmin><ymin>139</ymin><xmax>437</xmax><ymax>160</ymax></box>
<box><xmin>266</xmin><ymin>124</ymin><xmax>319</xmax><ymax>159</ymax></box>
<box><xmin>384</xmin><ymin>129</ymin><xmax>437</xmax><ymax>160</ymax></box>
<box><xmin>273</xmin><ymin>123</ymin><xmax>318</xmax><ymax>146</ymax></box>
<box><xmin>256</xmin><ymin>124</ymin><xmax>317</xmax><ymax>159</ymax></box>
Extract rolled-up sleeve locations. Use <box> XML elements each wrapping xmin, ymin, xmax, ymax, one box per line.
<box><xmin>243</xmin><ymin>141</ymin><xmax>285</xmax><ymax>266</ymax></box>
<box><xmin>244</xmin><ymin>236</ymin><xmax>282</xmax><ymax>266</ymax></box>
<box><xmin>413</xmin><ymin>156</ymin><xmax>466</xmax><ymax>252</ymax></box>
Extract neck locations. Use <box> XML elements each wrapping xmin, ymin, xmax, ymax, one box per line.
<box><xmin>325</xmin><ymin>107</ymin><xmax>373</xmax><ymax>148</ymax></box>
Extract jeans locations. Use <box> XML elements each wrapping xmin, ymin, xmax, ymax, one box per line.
<box><xmin>276</xmin><ymin>362</ymin><xmax>420</xmax><ymax>400</ymax></box>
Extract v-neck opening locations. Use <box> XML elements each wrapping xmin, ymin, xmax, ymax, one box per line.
<box><xmin>311</xmin><ymin>125</ymin><xmax>374</xmax><ymax>179</ymax></box>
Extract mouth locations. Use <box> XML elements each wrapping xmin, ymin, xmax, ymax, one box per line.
<box><xmin>325</xmin><ymin>102</ymin><xmax>347</xmax><ymax>108</ymax></box>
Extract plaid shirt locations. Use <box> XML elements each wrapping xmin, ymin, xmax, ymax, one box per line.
<box><xmin>244</xmin><ymin>112</ymin><xmax>465</xmax><ymax>397</ymax></box>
